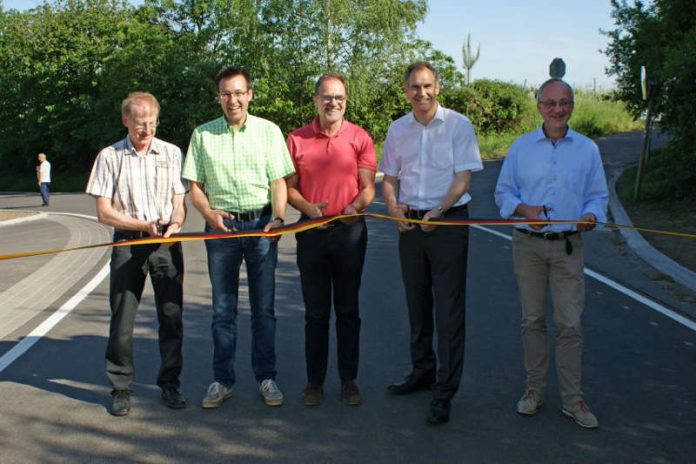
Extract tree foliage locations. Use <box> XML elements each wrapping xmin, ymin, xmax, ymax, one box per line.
<box><xmin>604</xmin><ymin>0</ymin><xmax>696</xmax><ymax>200</ymax></box>
<box><xmin>0</xmin><ymin>0</ymin><xmax>538</xmax><ymax>184</ymax></box>
<box><xmin>605</xmin><ymin>0</ymin><xmax>696</xmax><ymax>150</ymax></box>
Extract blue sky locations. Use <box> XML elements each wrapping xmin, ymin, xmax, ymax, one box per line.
<box><xmin>4</xmin><ymin>0</ymin><xmax>618</xmax><ymax>90</ymax></box>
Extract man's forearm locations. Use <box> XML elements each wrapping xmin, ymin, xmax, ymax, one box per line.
<box><xmin>270</xmin><ymin>178</ymin><xmax>287</xmax><ymax>219</ymax></box>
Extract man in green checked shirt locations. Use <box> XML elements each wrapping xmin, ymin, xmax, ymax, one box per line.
<box><xmin>182</xmin><ymin>66</ymin><xmax>295</xmax><ymax>409</ymax></box>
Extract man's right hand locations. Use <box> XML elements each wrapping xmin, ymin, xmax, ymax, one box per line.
<box><xmin>388</xmin><ymin>203</ymin><xmax>415</xmax><ymax>232</ymax></box>
<box><xmin>515</xmin><ymin>204</ymin><xmax>550</xmax><ymax>230</ymax></box>
<box><xmin>204</xmin><ymin>209</ymin><xmax>233</xmax><ymax>232</ymax></box>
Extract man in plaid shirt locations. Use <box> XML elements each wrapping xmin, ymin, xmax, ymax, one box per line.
<box><xmin>182</xmin><ymin>66</ymin><xmax>295</xmax><ymax>409</ymax></box>
<box><xmin>86</xmin><ymin>92</ymin><xmax>187</xmax><ymax>416</ymax></box>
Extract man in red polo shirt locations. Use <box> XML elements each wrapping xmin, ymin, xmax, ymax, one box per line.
<box><xmin>287</xmin><ymin>72</ymin><xmax>376</xmax><ymax>406</ymax></box>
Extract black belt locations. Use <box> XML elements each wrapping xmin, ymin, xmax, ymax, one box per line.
<box><xmin>515</xmin><ymin>229</ymin><xmax>577</xmax><ymax>240</ymax></box>
<box><xmin>115</xmin><ymin>222</ymin><xmax>172</xmax><ymax>239</ymax></box>
<box><xmin>228</xmin><ymin>204</ymin><xmax>272</xmax><ymax>221</ymax></box>
<box><xmin>114</xmin><ymin>229</ymin><xmax>149</xmax><ymax>239</ymax></box>
<box><xmin>515</xmin><ymin>228</ymin><xmax>578</xmax><ymax>255</ymax></box>
<box><xmin>405</xmin><ymin>204</ymin><xmax>468</xmax><ymax>220</ymax></box>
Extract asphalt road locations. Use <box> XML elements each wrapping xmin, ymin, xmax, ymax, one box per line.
<box><xmin>0</xmin><ymin>137</ymin><xmax>695</xmax><ymax>463</ymax></box>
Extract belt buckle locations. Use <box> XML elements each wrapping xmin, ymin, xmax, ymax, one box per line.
<box><xmin>542</xmin><ymin>232</ymin><xmax>553</xmax><ymax>240</ymax></box>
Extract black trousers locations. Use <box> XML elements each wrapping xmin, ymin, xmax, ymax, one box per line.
<box><xmin>106</xmin><ymin>236</ymin><xmax>184</xmax><ymax>391</ymax></box>
<box><xmin>398</xmin><ymin>207</ymin><xmax>469</xmax><ymax>400</ymax></box>
<box><xmin>296</xmin><ymin>218</ymin><xmax>367</xmax><ymax>385</ymax></box>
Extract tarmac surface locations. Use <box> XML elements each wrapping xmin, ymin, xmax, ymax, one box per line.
<box><xmin>0</xmin><ymin>131</ymin><xmax>694</xmax><ymax>463</ymax></box>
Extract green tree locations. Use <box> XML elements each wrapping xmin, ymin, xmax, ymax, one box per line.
<box><xmin>604</xmin><ymin>0</ymin><xmax>696</xmax><ymax>199</ymax></box>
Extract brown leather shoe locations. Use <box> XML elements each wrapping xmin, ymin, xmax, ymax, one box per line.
<box><xmin>303</xmin><ymin>384</ymin><xmax>323</xmax><ymax>406</ymax></box>
<box><xmin>341</xmin><ymin>380</ymin><xmax>362</xmax><ymax>405</ymax></box>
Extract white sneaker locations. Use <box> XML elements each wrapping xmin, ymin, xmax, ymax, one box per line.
<box><xmin>259</xmin><ymin>379</ymin><xmax>284</xmax><ymax>406</ymax></box>
<box><xmin>201</xmin><ymin>381</ymin><xmax>233</xmax><ymax>409</ymax></box>
<box><xmin>562</xmin><ymin>400</ymin><xmax>599</xmax><ymax>429</ymax></box>
<box><xmin>517</xmin><ymin>389</ymin><xmax>544</xmax><ymax>415</ymax></box>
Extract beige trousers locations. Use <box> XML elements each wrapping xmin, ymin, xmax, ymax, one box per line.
<box><xmin>512</xmin><ymin>229</ymin><xmax>585</xmax><ymax>407</ymax></box>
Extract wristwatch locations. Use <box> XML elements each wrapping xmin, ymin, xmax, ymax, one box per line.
<box><xmin>273</xmin><ymin>217</ymin><xmax>285</xmax><ymax>225</ymax></box>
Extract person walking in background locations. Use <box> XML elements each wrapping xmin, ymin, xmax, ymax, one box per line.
<box><xmin>86</xmin><ymin>92</ymin><xmax>187</xmax><ymax>416</ymax></box>
<box><xmin>182</xmin><ymin>66</ymin><xmax>295</xmax><ymax>409</ymax></box>
<box><xmin>494</xmin><ymin>78</ymin><xmax>608</xmax><ymax>429</ymax></box>
<box><xmin>380</xmin><ymin>62</ymin><xmax>483</xmax><ymax>425</ymax></box>
<box><xmin>286</xmin><ymin>73</ymin><xmax>376</xmax><ymax>406</ymax></box>
<box><xmin>36</xmin><ymin>153</ymin><xmax>51</xmax><ymax>206</ymax></box>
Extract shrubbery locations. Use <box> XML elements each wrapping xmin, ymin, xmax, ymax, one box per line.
<box><xmin>443</xmin><ymin>80</ymin><xmax>533</xmax><ymax>135</ymax></box>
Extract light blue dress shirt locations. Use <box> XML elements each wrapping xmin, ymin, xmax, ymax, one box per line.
<box><xmin>494</xmin><ymin>127</ymin><xmax>608</xmax><ymax>232</ymax></box>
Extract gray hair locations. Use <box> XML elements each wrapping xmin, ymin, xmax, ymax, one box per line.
<box><xmin>121</xmin><ymin>92</ymin><xmax>160</xmax><ymax>116</ymax></box>
<box><xmin>536</xmin><ymin>79</ymin><xmax>574</xmax><ymax>103</ymax></box>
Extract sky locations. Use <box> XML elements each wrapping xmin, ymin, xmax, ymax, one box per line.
<box><xmin>4</xmin><ymin>0</ymin><xmax>618</xmax><ymax>90</ymax></box>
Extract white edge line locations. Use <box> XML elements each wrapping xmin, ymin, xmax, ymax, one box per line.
<box><xmin>473</xmin><ymin>224</ymin><xmax>696</xmax><ymax>333</ymax></box>
<box><xmin>0</xmin><ymin>212</ymin><xmax>111</xmax><ymax>373</ymax></box>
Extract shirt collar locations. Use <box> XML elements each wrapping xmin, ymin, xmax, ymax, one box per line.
<box><xmin>125</xmin><ymin>136</ymin><xmax>160</xmax><ymax>156</ymax></box>
<box><xmin>408</xmin><ymin>104</ymin><xmax>444</xmax><ymax>126</ymax></box>
<box><xmin>311</xmin><ymin>116</ymin><xmax>345</xmax><ymax>137</ymax></box>
<box><xmin>534</xmin><ymin>125</ymin><xmax>575</xmax><ymax>143</ymax></box>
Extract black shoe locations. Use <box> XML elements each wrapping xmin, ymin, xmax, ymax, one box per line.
<box><xmin>427</xmin><ymin>399</ymin><xmax>450</xmax><ymax>425</ymax></box>
<box><xmin>111</xmin><ymin>389</ymin><xmax>131</xmax><ymax>416</ymax></box>
<box><xmin>387</xmin><ymin>373</ymin><xmax>436</xmax><ymax>395</ymax></box>
<box><xmin>161</xmin><ymin>387</ymin><xmax>186</xmax><ymax>409</ymax></box>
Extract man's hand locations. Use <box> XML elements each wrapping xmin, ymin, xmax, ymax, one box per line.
<box><xmin>576</xmin><ymin>213</ymin><xmax>597</xmax><ymax>232</ymax></box>
<box><xmin>339</xmin><ymin>203</ymin><xmax>359</xmax><ymax>225</ymax></box>
<box><xmin>388</xmin><ymin>203</ymin><xmax>414</xmax><ymax>232</ymax></box>
<box><xmin>420</xmin><ymin>207</ymin><xmax>442</xmax><ymax>233</ymax></box>
<box><xmin>145</xmin><ymin>221</ymin><xmax>163</xmax><ymax>239</ymax></box>
<box><xmin>515</xmin><ymin>204</ymin><xmax>551</xmax><ymax>230</ymax></box>
<box><xmin>263</xmin><ymin>217</ymin><xmax>284</xmax><ymax>242</ymax></box>
<box><xmin>204</xmin><ymin>209</ymin><xmax>232</xmax><ymax>232</ymax></box>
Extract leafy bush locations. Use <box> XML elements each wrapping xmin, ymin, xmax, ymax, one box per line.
<box><xmin>443</xmin><ymin>80</ymin><xmax>532</xmax><ymax>135</ymax></box>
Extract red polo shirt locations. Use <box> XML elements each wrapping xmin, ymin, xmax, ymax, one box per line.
<box><xmin>287</xmin><ymin>117</ymin><xmax>376</xmax><ymax>215</ymax></box>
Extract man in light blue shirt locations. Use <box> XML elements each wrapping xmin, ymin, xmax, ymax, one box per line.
<box><xmin>495</xmin><ymin>79</ymin><xmax>608</xmax><ymax>429</ymax></box>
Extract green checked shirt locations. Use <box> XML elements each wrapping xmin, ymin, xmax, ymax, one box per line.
<box><xmin>182</xmin><ymin>114</ymin><xmax>295</xmax><ymax>212</ymax></box>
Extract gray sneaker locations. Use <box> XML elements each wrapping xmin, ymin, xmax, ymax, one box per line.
<box><xmin>259</xmin><ymin>379</ymin><xmax>284</xmax><ymax>406</ymax></box>
<box><xmin>517</xmin><ymin>389</ymin><xmax>544</xmax><ymax>415</ymax></box>
<box><xmin>201</xmin><ymin>382</ymin><xmax>233</xmax><ymax>409</ymax></box>
<box><xmin>562</xmin><ymin>400</ymin><xmax>599</xmax><ymax>429</ymax></box>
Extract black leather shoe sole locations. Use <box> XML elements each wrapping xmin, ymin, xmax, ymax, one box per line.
<box><xmin>162</xmin><ymin>389</ymin><xmax>187</xmax><ymax>409</ymax></box>
<box><xmin>427</xmin><ymin>399</ymin><xmax>450</xmax><ymax>425</ymax></box>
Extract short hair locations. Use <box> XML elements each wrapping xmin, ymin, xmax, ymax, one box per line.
<box><xmin>314</xmin><ymin>72</ymin><xmax>347</xmax><ymax>95</ymax></box>
<box><xmin>536</xmin><ymin>78</ymin><xmax>574</xmax><ymax>103</ymax></box>
<box><xmin>215</xmin><ymin>66</ymin><xmax>252</xmax><ymax>91</ymax></box>
<box><xmin>403</xmin><ymin>62</ymin><xmax>440</xmax><ymax>88</ymax></box>
<box><xmin>121</xmin><ymin>92</ymin><xmax>160</xmax><ymax>117</ymax></box>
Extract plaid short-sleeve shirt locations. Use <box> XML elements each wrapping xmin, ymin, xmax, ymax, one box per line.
<box><xmin>182</xmin><ymin>114</ymin><xmax>295</xmax><ymax>212</ymax></box>
<box><xmin>85</xmin><ymin>137</ymin><xmax>186</xmax><ymax>222</ymax></box>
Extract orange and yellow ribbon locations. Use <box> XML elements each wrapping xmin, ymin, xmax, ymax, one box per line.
<box><xmin>0</xmin><ymin>213</ymin><xmax>694</xmax><ymax>262</ymax></box>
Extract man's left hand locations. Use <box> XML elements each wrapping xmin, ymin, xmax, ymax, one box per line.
<box><xmin>339</xmin><ymin>203</ymin><xmax>359</xmax><ymax>224</ymax></box>
<box><xmin>420</xmin><ymin>207</ymin><xmax>442</xmax><ymax>233</ymax></box>
<box><xmin>577</xmin><ymin>213</ymin><xmax>597</xmax><ymax>232</ymax></box>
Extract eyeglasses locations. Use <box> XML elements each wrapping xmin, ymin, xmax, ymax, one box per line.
<box><xmin>539</xmin><ymin>99</ymin><xmax>573</xmax><ymax>110</ymax></box>
<box><xmin>133</xmin><ymin>121</ymin><xmax>159</xmax><ymax>130</ymax></box>
<box><xmin>219</xmin><ymin>90</ymin><xmax>249</xmax><ymax>100</ymax></box>
<box><xmin>318</xmin><ymin>94</ymin><xmax>346</xmax><ymax>103</ymax></box>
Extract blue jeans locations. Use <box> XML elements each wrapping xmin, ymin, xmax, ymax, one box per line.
<box><xmin>40</xmin><ymin>182</ymin><xmax>50</xmax><ymax>205</ymax></box>
<box><xmin>204</xmin><ymin>215</ymin><xmax>278</xmax><ymax>387</ymax></box>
